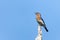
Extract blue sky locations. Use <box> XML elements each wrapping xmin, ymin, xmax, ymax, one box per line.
<box><xmin>0</xmin><ymin>0</ymin><xmax>60</xmax><ymax>40</ymax></box>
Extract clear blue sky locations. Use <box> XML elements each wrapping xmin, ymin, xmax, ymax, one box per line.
<box><xmin>0</xmin><ymin>0</ymin><xmax>60</xmax><ymax>40</ymax></box>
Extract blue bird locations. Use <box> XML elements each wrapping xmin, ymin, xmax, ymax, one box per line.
<box><xmin>35</xmin><ymin>12</ymin><xmax>48</xmax><ymax>32</ymax></box>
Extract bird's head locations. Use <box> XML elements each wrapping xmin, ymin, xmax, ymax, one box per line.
<box><xmin>35</xmin><ymin>12</ymin><xmax>41</xmax><ymax>20</ymax></box>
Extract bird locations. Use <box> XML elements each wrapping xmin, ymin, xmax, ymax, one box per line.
<box><xmin>35</xmin><ymin>12</ymin><xmax>48</xmax><ymax>32</ymax></box>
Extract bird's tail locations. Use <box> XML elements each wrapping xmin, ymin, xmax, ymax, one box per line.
<box><xmin>44</xmin><ymin>25</ymin><xmax>48</xmax><ymax>32</ymax></box>
<box><xmin>44</xmin><ymin>27</ymin><xmax>48</xmax><ymax>32</ymax></box>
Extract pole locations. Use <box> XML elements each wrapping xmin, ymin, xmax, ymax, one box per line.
<box><xmin>35</xmin><ymin>25</ymin><xmax>42</xmax><ymax>40</ymax></box>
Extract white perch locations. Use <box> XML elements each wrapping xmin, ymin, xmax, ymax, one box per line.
<box><xmin>35</xmin><ymin>25</ymin><xmax>42</xmax><ymax>40</ymax></box>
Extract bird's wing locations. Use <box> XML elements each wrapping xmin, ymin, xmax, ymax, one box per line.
<box><xmin>41</xmin><ymin>18</ymin><xmax>48</xmax><ymax>32</ymax></box>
